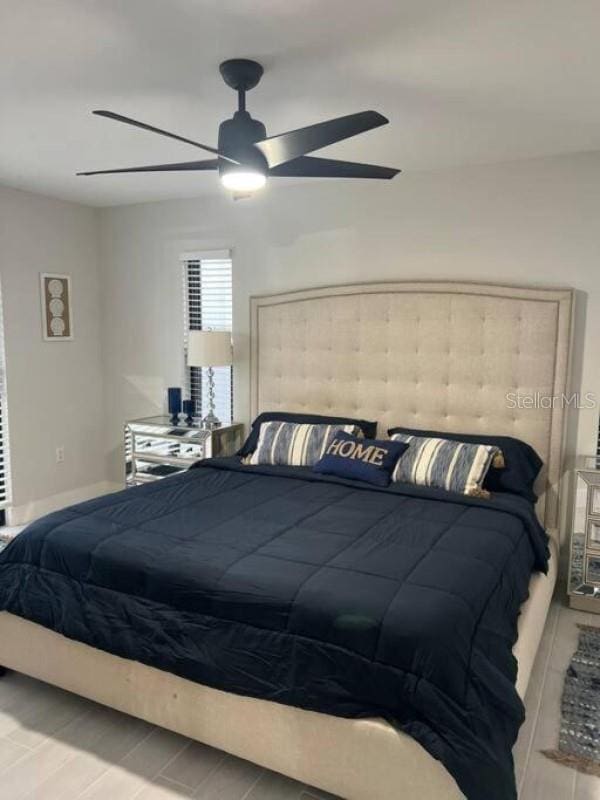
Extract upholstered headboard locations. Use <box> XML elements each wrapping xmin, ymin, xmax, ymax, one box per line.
<box><xmin>250</xmin><ymin>282</ymin><xmax>574</xmax><ymax>533</ymax></box>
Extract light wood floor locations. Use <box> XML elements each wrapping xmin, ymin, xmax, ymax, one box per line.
<box><xmin>0</xmin><ymin>593</ymin><xmax>597</xmax><ymax>799</ymax></box>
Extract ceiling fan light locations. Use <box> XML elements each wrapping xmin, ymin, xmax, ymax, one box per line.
<box><xmin>220</xmin><ymin>170</ymin><xmax>266</xmax><ymax>192</ymax></box>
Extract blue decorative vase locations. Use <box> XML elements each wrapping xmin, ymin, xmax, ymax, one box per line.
<box><xmin>167</xmin><ymin>387</ymin><xmax>182</xmax><ymax>425</ymax></box>
<box><xmin>182</xmin><ymin>400</ymin><xmax>194</xmax><ymax>426</ymax></box>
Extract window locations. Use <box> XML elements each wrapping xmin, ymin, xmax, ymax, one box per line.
<box><xmin>182</xmin><ymin>251</ymin><xmax>233</xmax><ymax>424</ymax></box>
<box><xmin>0</xmin><ymin>279</ymin><xmax>11</xmax><ymax>516</ymax></box>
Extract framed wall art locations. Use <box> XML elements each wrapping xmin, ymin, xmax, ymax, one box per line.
<box><xmin>40</xmin><ymin>273</ymin><xmax>73</xmax><ymax>341</ymax></box>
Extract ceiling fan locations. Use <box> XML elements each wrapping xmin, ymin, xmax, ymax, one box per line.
<box><xmin>77</xmin><ymin>59</ymin><xmax>400</xmax><ymax>194</ymax></box>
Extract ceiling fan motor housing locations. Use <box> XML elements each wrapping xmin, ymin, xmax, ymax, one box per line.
<box><xmin>218</xmin><ymin>111</ymin><xmax>268</xmax><ymax>178</ymax></box>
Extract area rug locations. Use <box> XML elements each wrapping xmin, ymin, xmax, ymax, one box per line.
<box><xmin>543</xmin><ymin>623</ymin><xmax>600</xmax><ymax>775</ymax></box>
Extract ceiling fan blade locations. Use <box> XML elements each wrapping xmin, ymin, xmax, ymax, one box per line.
<box><xmin>269</xmin><ymin>155</ymin><xmax>399</xmax><ymax>179</ymax></box>
<box><xmin>92</xmin><ymin>110</ymin><xmax>239</xmax><ymax>164</ymax></box>
<box><xmin>77</xmin><ymin>159</ymin><xmax>219</xmax><ymax>176</ymax></box>
<box><xmin>255</xmin><ymin>110</ymin><xmax>389</xmax><ymax>169</ymax></box>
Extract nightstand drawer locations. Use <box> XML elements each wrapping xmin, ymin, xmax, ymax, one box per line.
<box><xmin>587</xmin><ymin>518</ymin><xmax>600</xmax><ymax>552</ymax></box>
<box><xmin>133</xmin><ymin>461</ymin><xmax>183</xmax><ymax>481</ymax></box>
<box><xmin>132</xmin><ymin>440</ymin><xmax>206</xmax><ymax>462</ymax></box>
<box><xmin>586</xmin><ymin>554</ymin><xmax>600</xmax><ymax>586</ymax></box>
<box><xmin>590</xmin><ymin>486</ymin><xmax>600</xmax><ymax>516</ymax></box>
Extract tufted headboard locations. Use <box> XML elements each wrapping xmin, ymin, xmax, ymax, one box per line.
<box><xmin>249</xmin><ymin>282</ymin><xmax>574</xmax><ymax>533</ymax></box>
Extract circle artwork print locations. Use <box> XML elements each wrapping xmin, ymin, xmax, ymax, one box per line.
<box><xmin>48</xmin><ymin>279</ymin><xmax>64</xmax><ymax>298</ymax></box>
<box><xmin>50</xmin><ymin>316</ymin><xmax>66</xmax><ymax>336</ymax></box>
<box><xmin>44</xmin><ymin>275</ymin><xmax>71</xmax><ymax>339</ymax></box>
<box><xmin>49</xmin><ymin>298</ymin><xmax>64</xmax><ymax>316</ymax></box>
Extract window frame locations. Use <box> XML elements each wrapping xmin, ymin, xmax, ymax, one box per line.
<box><xmin>182</xmin><ymin>250</ymin><xmax>233</xmax><ymax>424</ymax></box>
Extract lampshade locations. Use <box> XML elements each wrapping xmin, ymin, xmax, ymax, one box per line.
<box><xmin>187</xmin><ymin>330</ymin><xmax>232</xmax><ymax>367</ymax></box>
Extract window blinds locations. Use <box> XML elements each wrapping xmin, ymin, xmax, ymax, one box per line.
<box><xmin>183</xmin><ymin>253</ymin><xmax>233</xmax><ymax>424</ymax></box>
<box><xmin>0</xmin><ymin>280</ymin><xmax>11</xmax><ymax>510</ymax></box>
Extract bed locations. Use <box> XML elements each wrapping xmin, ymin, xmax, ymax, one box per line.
<box><xmin>0</xmin><ymin>281</ymin><xmax>573</xmax><ymax>799</ymax></box>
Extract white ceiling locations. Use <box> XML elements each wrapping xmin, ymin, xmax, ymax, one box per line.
<box><xmin>2</xmin><ymin>0</ymin><xmax>600</xmax><ymax>207</ymax></box>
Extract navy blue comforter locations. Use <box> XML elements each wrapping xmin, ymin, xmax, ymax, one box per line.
<box><xmin>0</xmin><ymin>458</ymin><xmax>548</xmax><ymax>799</ymax></box>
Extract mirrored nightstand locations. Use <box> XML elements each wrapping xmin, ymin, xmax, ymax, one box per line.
<box><xmin>568</xmin><ymin>455</ymin><xmax>600</xmax><ymax>611</ymax></box>
<box><xmin>125</xmin><ymin>416</ymin><xmax>244</xmax><ymax>487</ymax></box>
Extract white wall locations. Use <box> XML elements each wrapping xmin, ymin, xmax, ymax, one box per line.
<box><xmin>0</xmin><ymin>185</ymin><xmax>108</xmax><ymax>522</ymax></box>
<box><xmin>0</xmin><ymin>150</ymin><xmax>596</xmax><ymax>530</ymax></box>
<box><xmin>1</xmin><ymin>152</ymin><xmax>598</xmax><ymax>526</ymax></box>
<box><xmin>99</xmin><ymin>150</ymin><xmax>600</xmax><ymax>485</ymax></box>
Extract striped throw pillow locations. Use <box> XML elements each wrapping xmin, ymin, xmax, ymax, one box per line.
<box><xmin>390</xmin><ymin>433</ymin><xmax>501</xmax><ymax>497</ymax></box>
<box><xmin>247</xmin><ymin>421</ymin><xmax>361</xmax><ymax>467</ymax></box>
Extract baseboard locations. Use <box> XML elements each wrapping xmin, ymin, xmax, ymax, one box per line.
<box><xmin>6</xmin><ymin>481</ymin><xmax>123</xmax><ymax>526</ymax></box>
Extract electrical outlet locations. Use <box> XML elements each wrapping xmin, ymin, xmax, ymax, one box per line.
<box><xmin>56</xmin><ymin>446</ymin><xmax>65</xmax><ymax>464</ymax></box>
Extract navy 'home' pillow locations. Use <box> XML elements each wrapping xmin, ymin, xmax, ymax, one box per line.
<box><xmin>387</xmin><ymin>425</ymin><xmax>542</xmax><ymax>502</ymax></box>
<box><xmin>313</xmin><ymin>431</ymin><xmax>409</xmax><ymax>487</ymax></box>
<box><xmin>238</xmin><ymin>412</ymin><xmax>378</xmax><ymax>458</ymax></box>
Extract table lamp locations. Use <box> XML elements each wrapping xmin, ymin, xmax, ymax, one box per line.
<box><xmin>187</xmin><ymin>330</ymin><xmax>233</xmax><ymax>429</ymax></box>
